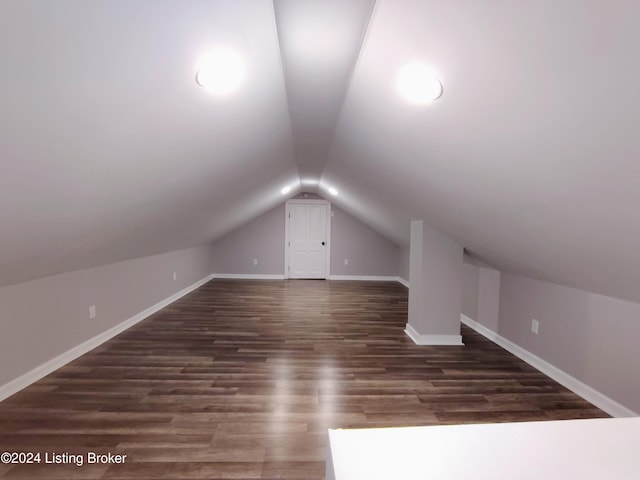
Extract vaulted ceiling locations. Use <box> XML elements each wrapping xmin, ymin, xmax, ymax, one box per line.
<box><xmin>2</xmin><ymin>1</ymin><xmax>640</xmax><ymax>304</ymax></box>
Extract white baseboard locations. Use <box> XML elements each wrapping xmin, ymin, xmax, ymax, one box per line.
<box><xmin>460</xmin><ymin>314</ymin><xmax>499</xmax><ymax>342</ymax></box>
<box><xmin>460</xmin><ymin>314</ymin><xmax>638</xmax><ymax>418</ymax></box>
<box><xmin>404</xmin><ymin>324</ymin><xmax>464</xmax><ymax>346</ymax></box>
<box><xmin>213</xmin><ymin>273</ymin><xmax>286</xmax><ymax>280</ymax></box>
<box><xmin>329</xmin><ymin>275</ymin><xmax>396</xmax><ymax>282</ymax></box>
<box><xmin>0</xmin><ymin>274</ymin><xmax>215</xmax><ymax>403</ymax></box>
<box><xmin>329</xmin><ymin>275</ymin><xmax>409</xmax><ymax>288</ymax></box>
<box><xmin>211</xmin><ymin>274</ymin><xmax>408</xmax><ymax>286</ymax></box>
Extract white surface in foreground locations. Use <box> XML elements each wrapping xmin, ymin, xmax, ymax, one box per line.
<box><xmin>327</xmin><ymin>417</ymin><xmax>640</xmax><ymax>480</ymax></box>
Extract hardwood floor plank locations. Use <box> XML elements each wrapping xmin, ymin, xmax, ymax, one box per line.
<box><xmin>1</xmin><ymin>464</ymin><xmax>109</xmax><ymax>479</ymax></box>
<box><xmin>101</xmin><ymin>462</ymin><xmax>263</xmax><ymax>479</ymax></box>
<box><xmin>0</xmin><ymin>279</ymin><xmax>607</xmax><ymax>479</ymax></box>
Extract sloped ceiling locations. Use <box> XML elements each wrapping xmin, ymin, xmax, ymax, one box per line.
<box><xmin>324</xmin><ymin>0</ymin><xmax>640</xmax><ymax>303</ymax></box>
<box><xmin>0</xmin><ymin>0</ymin><xmax>297</xmax><ymax>285</ymax></box>
<box><xmin>2</xmin><ymin>1</ymin><xmax>640</xmax><ymax>305</ymax></box>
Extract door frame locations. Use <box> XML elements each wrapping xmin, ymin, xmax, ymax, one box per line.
<box><xmin>284</xmin><ymin>199</ymin><xmax>332</xmax><ymax>279</ymax></box>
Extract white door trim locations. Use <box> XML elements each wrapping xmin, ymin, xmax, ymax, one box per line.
<box><xmin>284</xmin><ymin>199</ymin><xmax>331</xmax><ymax>279</ymax></box>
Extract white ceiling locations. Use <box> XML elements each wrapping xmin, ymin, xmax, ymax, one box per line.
<box><xmin>273</xmin><ymin>0</ymin><xmax>375</xmax><ymax>181</ymax></box>
<box><xmin>2</xmin><ymin>0</ymin><xmax>640</xmax><ymax>304</ymax></box>
<box><xmin>0</xmin><ymin>0</ymin><xmax>297</xmax><ymax>285</ymax></box>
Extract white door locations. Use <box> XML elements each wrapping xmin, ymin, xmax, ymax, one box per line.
<box><xmin>286</xmin><ymin>201</ymin><xmax>329</xmax><ymax>279</ymax></box>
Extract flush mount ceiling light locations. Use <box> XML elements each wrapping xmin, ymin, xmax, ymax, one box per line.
<box><xmin>196</xmin><ymin>48</ymin><xmax>245</xmax><ymax>95</ymax></box>
<box><xmin>328</xmin><ymin>187</ymin><xmax>338</xmax><ymax>196</ymax></box>
<box><xmin>397</xmin><ymin>62</ymin><xmax>443</xmax><ymax>104</ymax></box>
<box><xmin>280</xmin><ymin>186</ymin><xmax>291</xmax><ymax>195</ymax></box>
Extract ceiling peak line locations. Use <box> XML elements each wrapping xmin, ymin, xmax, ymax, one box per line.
<box><xmin>273</xmin><ymin>0</ymin><xmax>377</xmax><ymax>181</ymax></box>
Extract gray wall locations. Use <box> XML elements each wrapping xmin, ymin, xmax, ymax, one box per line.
<box><xmin>462</xmin><ymin>262</ymin><xmax>479</xmax><ymax>320</ymax></box>
<box><xmin>0</xmin><ymin>245</ymin><xmax>213</xmax><ymax>388</ymax></box>
<box><xmin>463</xmin><ymin>260</ymin><xmax>501</xmax><ymax>334</ymax></box>
<box><xmin>330</xmin><ymin>207</ymin><xmax>399</xmax><ymax>276</ymax></box>
<box><xmin>499</xmin><ymin>273</ymin><xmax>640</xmax><ymax>414</ymax></box>
<box><xmin>408</xmin><ymin>220</ymin><xmax>463</xmax><ymax>337</ymax></box>
<box><xmin>477</xmin><ymin>267</ymin><xmax>500</xmax><ymax>333</ymax></box>
<box><xmin>398</xmin><ymin>246</ymin><xmax>410</xmax><ymax>283</ymax></box>
<box><xmin>211</xmin><ymin>199</ymin><xmax>401</xmax><ymax>277</ymax></box>
<box><xmin>212</xmin><ymin>204</ymin><xmax>286</xmax><ymax>275</ymax></box>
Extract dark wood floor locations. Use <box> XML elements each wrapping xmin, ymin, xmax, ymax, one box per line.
<box><xmin>0</xmin><ymin>280</ymin><xmax>606</xmax><ymax>479</ymax></box>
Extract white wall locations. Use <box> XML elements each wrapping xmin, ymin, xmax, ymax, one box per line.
<box><xmin>0</xmin><ymin>245</ymin><xmax>214</xmax><ymax>393</ymax></box>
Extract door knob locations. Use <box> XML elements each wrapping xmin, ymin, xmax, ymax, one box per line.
<box><xmin>322</xmin><ymin>241</ymin><xmax>325</xmax><ymax>246</ymax></box>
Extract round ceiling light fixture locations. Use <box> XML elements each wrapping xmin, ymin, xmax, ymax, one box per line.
<box><xmin>280</xmin><ymin>185</ymin><xmax>291</xmax><ymax>195</ymax></box>
<box><xmin>328</xmin><ymin>187</ymin><xmax>338</xmax><ymax>196</ymax></box>
<box><xmin>396</xmin><ymin>62</ymin><xmax>443</xmax><ymax>104</ymax></box>
<box><xmin>196</xmin><ymin>48</ymin><xmax>245</xmax><ymax>95</ymax></box>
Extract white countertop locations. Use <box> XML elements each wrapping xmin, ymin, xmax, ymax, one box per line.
<box><xmin>327</xmin><ymin>417</ymin><xmax>640</xmax><ymax>480</ymax></box>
